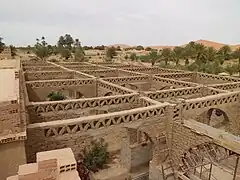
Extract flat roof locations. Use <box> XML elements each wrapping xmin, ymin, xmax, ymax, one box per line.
<box><xmin>37</xmin><ymin>148</ymin><xmax>76</xmax><ymax>167</ymax></box>
<box><xmin>0</xmin><ymin>69</ymin><xmax>19</xmax><ymax>102</ymax></box>
<box><xmin>0</xmin><ymin>59</ymin><xmax>20</xmax><ymax>69</ymax></box>
<box><xmin>18</xmin><ymin>163</ymin><xmax>38</xmax><ymax>176</ymax></box>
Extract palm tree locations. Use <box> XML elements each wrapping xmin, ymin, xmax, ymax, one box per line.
<box><xmin>149</xmin><ymin>50</ymin><xmax>159</xmax><ymax>66</ymax></box>
<box><xmin>188</xmin><ymin>41</ymin><xmax>196</xmax><ymax>48</ymax></box>
<box><xmin>172</xmin><ymin>46</ymin><xmax>183</xmax><ymax>65</ymax></box>
<box><xmin>233</xmin><ymin>47</ymin><xmax>240</xmax><ymax>76</ymax></box>
<box><xmin>0</xmin><ymin>37</ymin><xmax>5</xmax><ymax>53</ymax></box>
<box><xmin>194</xmin><ymin>43</ymin><xmax>207</xmax><ymax>65</ymax></box>
<box><xmin>182</xmin><ymin>42</ymin><xmax>196</xmax><ymax>66</ymax></box>
<box><xmin>218</xmin><ymin>45</ymin><xmax>232</xmax><ymax>63</ymax></box>
<box><xmin>74</xmin><ymin>39</ymin><xmax>81</xmax><ymax>48</ymax></box>
<box><xmin>161</xmin><ymin>48</ymin><xmax>172</xmax><ymax>66</ymax></box>
<box><xmin>130</xmin><ymin>53</ymin><xmax>137</xmax><ymax>61</ymax></box>
<box><xmin>205</xmin><ymin>47</ymin><xmax>217</xmax><ymax>62</ymax></box>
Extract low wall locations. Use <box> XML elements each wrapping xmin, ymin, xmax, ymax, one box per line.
<box><xmin>24</xmin><ymin>71</ymin><xmax>74</xmax><ymax>81</ymax></box>
<box><xmin>26</xmin><ymin>79</ymin><xmax>96</xmax><ymax>101</ymax></box>
<box><xmin>27</xmin><ymin>94</ymin><xmax>140</xmax><ymax>123</ymax></box>
<box><xmin>26</xmin><ymin>104</ymin><xmax>168</xmax><ymax>162</ymax></box>
<box><xmin>26</xmin><ymin>125</ymin><xmax>125</xmax><ymax>162</ymax></box>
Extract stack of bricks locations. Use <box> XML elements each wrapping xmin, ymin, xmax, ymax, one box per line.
<box><xmin>7</xmin><ymin>148</ymin><xmax>80</xmax><ymax>180</ymax></box>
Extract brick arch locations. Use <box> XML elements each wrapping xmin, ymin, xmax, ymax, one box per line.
<box><xmin>181</xmin><ymin>93</ymin><xmax>240</xmax><ymax>134</ymax></box>
<box><xmin>196</xmin><ymin>108</ymin><xmax>230</xmax><ymax>131</ymax></box>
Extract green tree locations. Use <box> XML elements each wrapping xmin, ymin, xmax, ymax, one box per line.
<box><xmin>83</xmin><ymin>46</ymin><xmax>93</xmax><ymax>50</ymax></box>
<box><xmin>161</xmin><ymin>48</ymin><xmax>172</xmax><ymax>65</ymax></box>
<box><xmin>204</xmin><ymin>59</ymin><xmax>223</xmax><ymax>74</ymax></box>
<box><xmin>59</xmin><ymin>34</ymin><xmax>74</xmax><ymax>49</ymax></box>
<box><xmin>72</xmin><ymin>39</ymin><xmax>85</xmax><ymax>61</ymax></box>
<box><xmin>149</xmin><ymin>50</ymin><xmax>159</xmax><ymax>66</ymax></box>
<box><xmin>51</xmin><ymin>45</ymin><xmax>59</xmax><ymax>55</ymax></box>
<box><xmin>26</xmin><ymin>45</ymin><xmax>32</xmax><ymax>54</ymax></box>
<box><xmin>218</xmin><ymin>45</ymin><xmax>232</xmax><ymax>62</ymax></box>
<box><xmin>10</xmin><ymin>45</ymin><xmax>17</xmax><ymax>57</ymax></box>
<box><xmin>129</xmin><ymin>53</ymin><xmax>137</xmax><ymax>61</ymax></box>
<box><xmin>60</xmin><ymin>48</ymin><xmax>72</xmax><ymax>60</ymax></box>
<box><xmin>194</xmin><ymin>43</ymin><xmax>207</xmax><ymax>65</ymax></box>
<box><xmin>94</xmin><ymin>45</ymin><xmax>105</xmax><ymax>50</ymax></box>
<box><xmin>232</xmin><ymin>47</ymin><xmax>240</xmax><ymax>76</ymax></box>
<box><xmin>225</xmin><ymin>64</ymin><xmax>238</xmax><ymax>76</ymax></box>
<box><xmin>82</xmin><ymin>139</ymin><xmax>109</xmax><ymax>172</ymax></box>
<box><xmin>72</xmin><ymin>38</ymin><xmax>83</xmax><ymax>53</ymax></box>
<box><xmin>47</xmin><ymin>91</ymin><xmax>66</xmax><ymax>101</ymax></box>
<box><xmin>136</xmin><ymin>45</ymin><xmax>144</xmax><ymax>50</ymax></box>
<box><xmin>182</xmin><ymin>42</ymin><xmax>196</xmax><ymax>66</ymax></box>
<box><xmin>185</xmin><ymin>58</ymin><xmax>190</xmax><ymax>66</ymax></box>
<box><xmin>172</xmin><ymin>46</ymin><xmax>183</xmax><ymax>65</ymax></box>
<box><xmin>0</xmin><ymin>37</ymin><xmax>5</xmax><ymax>53</ymax></box>
<box><xmin>74</xmin><ymin>48</ymin><xmax>85</xmax><ymax>62</ymax></box>
<box><xmin>187</xmin><ymin>62</ymin><xmax>199</xmax><ymax>71</ymax></box>
<box><xmin>145</xmin><ymin>47</ymin><xmax>152</xmax><ymax>51</ymax></box>
<box><xmin>205</xmin><ymin>47</ymin><xmax>217</xmax><ymax>62</ymax></box>
<box><xmin>33</xmin><ymin>37</ymin><xmax>52</xmax><ymax>60</ymax></box>
<box><xmin>74</xmin><ymin>38</ymin><xmax>81</xmax><ymax>47</ymax></box>
<box><xmin>105</xmin><ymin>46</ymin><xmax>117</xmax><ymax>62</ymax></box>
<box><xmin>57</xmin><ymin>34</ymin><xmax>74</xmax><ymax>59</ymax></box>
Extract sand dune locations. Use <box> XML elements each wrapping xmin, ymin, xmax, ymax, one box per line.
<box><xmin>194</xmin><ymin>39</ymin><xmax>240</xmax><ymax>50</ymax></box>
<box><xmin>110</xmin><ymin>40</ymin><xmax>240</xmax><ymax>50</ymax></box>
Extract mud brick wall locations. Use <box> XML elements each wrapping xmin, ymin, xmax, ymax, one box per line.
<box><xmin>0</xmin><ymin>101</ymin><xmax>21</xmax><ymax>135</ymax></box>
<box><xmin>170</xmin><ymin>122</ymin><xmax>212</xmax><ymax>169</ymax></box>
<box><xmin>26</xmin><ymin>126</ymin><xmax>126</xmax><ymax>163</ymax></box>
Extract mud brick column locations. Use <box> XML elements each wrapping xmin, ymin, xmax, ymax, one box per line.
<box><xmin>120</xmin><ymin>128</ymin><xmax>137</xmax><ymax>171</ymax></box>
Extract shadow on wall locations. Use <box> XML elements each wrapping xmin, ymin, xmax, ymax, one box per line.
<box><xmin>104</xmin><ymin>92</ymin><xmax>113</xmax><ymax>96</ymax></box>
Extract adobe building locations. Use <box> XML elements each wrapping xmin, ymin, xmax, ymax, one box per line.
<box><xmin>2</xmin><ymin>58</ymin><xmax>240</xmax><ymax>180</ymax></box>
<box><xmin>0</xmin><ymin>60</ymin><xmax>26</xmax><ymax>180</ymax></box>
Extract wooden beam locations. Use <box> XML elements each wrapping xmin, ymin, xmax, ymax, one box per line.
<box><xmin>208</xmin><ymin>163</ymin><xmax>213</xmax><ymax>180</ymax></box>
<box><xmin>233</xmin><ymin>156</ymin><xmax>239</xmax><ymax>180</ymax></box>
<box><xmin>177</xmin><ymin>173</ymin><xmax>191</xmax><ymax>180</ymax></box>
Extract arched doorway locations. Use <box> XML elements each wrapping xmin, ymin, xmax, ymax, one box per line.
<box><xmin>121</xmin><ymin>127</ymin><xmax>154</xmax><ymax>179</ymax></box>
<box><xmin>207</xmin><ymin>108</ymin><xmax>229</xmax><ymax>130</ymax></box>
<box><xmin>198</xmin><ymin>108</ymin><xmax>230</xmax><ymax>131</ymax></box>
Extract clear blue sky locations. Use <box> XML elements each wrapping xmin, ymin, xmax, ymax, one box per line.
<box><xmin>0</xmin><ymin>0</ymin><xmax>240</xmax><ymax>46</ymax></box>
